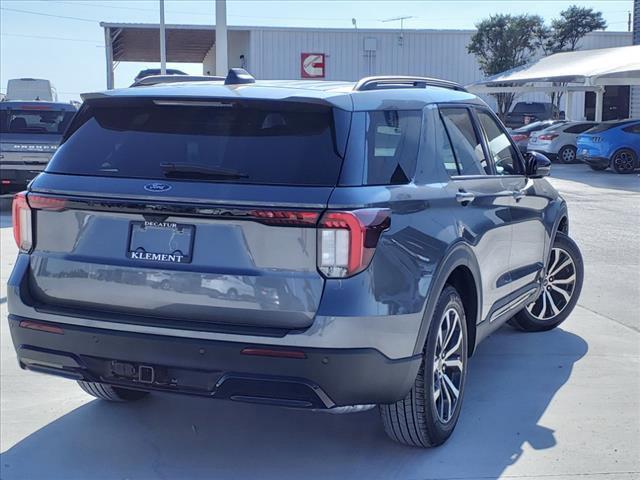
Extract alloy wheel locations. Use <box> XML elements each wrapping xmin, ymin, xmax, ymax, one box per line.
<box><xmin>433</xmin><ymin>307</ymin><xmax>464</xmax><ymax>423</ymax></box>
<box><xmin>561</xmin><ymin>147</ymin><xmax>576</xmax><ymax>163</ymax></box>
<box><xmin>526</xmin><ymin>247</ymin><xmax>576</xmax><ymax>321</ymax></box>
<box><xmin>613</xmin><ymin>150</ymin><xmax>635</xmax><ymax>173</ymax></box>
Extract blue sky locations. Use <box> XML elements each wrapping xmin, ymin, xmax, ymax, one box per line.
<box><xmin>0</xmin><ymin>0</ymin><xmax>634</xmax><ymax>101</ymax></box>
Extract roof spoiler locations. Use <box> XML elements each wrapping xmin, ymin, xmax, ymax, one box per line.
<box><xmin>354</xmin><ymin>76</ymin><xmax>467</xmax><ymax>92</ymax></box>
<box><xmin>130</xmin><ymin>74</ymin><xmax>224</xmax><ymax>87</ymax></box>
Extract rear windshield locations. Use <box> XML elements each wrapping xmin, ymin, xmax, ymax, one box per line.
<box><xmin>0</xmin><ymin>108</ymin><xmax>74</xmax><ymax>135</ymax></box>
<box><xmin>511</xmin><ymin>103</ymin><xmax>548</xmax><ymax>113</ymax></box>
<box><xmin>48</xmin><ymin>99</ymin><xmax>345</xmax><ymax>186</ymax></box>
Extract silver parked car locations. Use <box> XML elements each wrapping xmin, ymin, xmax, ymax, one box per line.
<box><xmin>528</xmin><ymin>121</ymin><xmax>598</xmax><ymax>164</ymax></box>
<box><xmin>509</xmin><ymin>120</ymin><xmax>568</xmax><ymax>154</ymax></box>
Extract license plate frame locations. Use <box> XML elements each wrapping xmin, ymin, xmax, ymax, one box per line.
<box><xmin>127</xmin><ymin>220</ymin><xmax>195</xmax><ymax>264</ymax></box>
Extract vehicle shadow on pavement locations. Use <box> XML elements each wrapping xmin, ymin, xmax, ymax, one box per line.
<box><xmin>1</xmin><ymin>326</ymin><xmax>587</xmax><ymax>480</ymax></box>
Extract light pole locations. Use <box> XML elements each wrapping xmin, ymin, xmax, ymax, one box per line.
<box><xmin>159</xmin><ymin>0</ymin><xmax>166</xmax><ymax>74</ymax></box>
<box><xmin>215</xmin><ymin>0</ymin><xmax>228</xmax><ymax>76</ymax></box>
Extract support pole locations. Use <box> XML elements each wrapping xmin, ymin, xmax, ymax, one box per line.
<box><xmin>159</xmin><ymin>0</ymin><xmax>166</xmax><ymax>75</ymax></box>
<box><xmin>595</xmin><ymin>87</ymin><xmax>604</xmax><ymax>122</ymax></box>
<box><xmin>104</xmin><ymin>27</ymin><xmax>114</xmax><ymax>89</ymax></box>
<box><xmin>215</xmin><ymin>0</ymin><xmax>228</xmax><ymax>76</ymax></box>
<box><xmin>565</xmin><ymin>90</ymin><xmax>573</xmax><ymax>121</ymax></box>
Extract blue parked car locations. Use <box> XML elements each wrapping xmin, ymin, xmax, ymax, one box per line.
<box><xmin>577</xmin><ymin>119</ymin><xmax>640</xmax><ymax>174</ymax></box>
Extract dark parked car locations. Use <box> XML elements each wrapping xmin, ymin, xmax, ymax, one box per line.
<box><xmin>509</xmin><ymin>119</ymin><xmax>568</xmax><ymax>153</ymax></box>
<box><xmin>8</xmin><ymin>72</ymin><xmax>584</xmax><ymax>448</ymax></box>
<box><xmin>504</xmin><ymin>101</ymin><xmax>560</xmax><ymax>129</ymax></box>
<box><xmin>0</xmin><ymin>101</ymin><xmax>76</xmax><ymax>197</ymax></box>
<box><xmin>577</xmin><ymin>119</ymin><xmax>640</xmax><ymax>174</ymax></box>
<box><xmin>133</xmin><ymin>68</ymin><xmax>188</xmax><ymax>83</ymax></box>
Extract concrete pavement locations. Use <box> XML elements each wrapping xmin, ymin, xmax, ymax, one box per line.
<box><xmin>1</xmin><ymin>164</ymin><xmax>639</xmax><ymax>479</ymax></box>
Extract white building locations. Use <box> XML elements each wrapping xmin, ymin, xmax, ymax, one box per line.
<box><xmin>101</xmin><ymin>22</ymin><xmax>635</xmax><ymax>120</ymax></box>
<box><xmin>631</xmin><ymin>0</ymin><xmax>640</xmax><ymax>117</ymax></box>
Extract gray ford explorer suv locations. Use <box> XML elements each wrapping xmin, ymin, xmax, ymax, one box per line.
<box><xmin>8</xmin><ymin>71</ymin><xmax>584</xmax><ymax>447</ymax></box>
<box><xmin>1</xmin><ymin>101</ymin><xmax>76</xmax><ymax>197</ymax></box>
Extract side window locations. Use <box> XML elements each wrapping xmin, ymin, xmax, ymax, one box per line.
<box><xmin>439</xmin><ymin>108</ymin><xmax>489</xmax><ymax>176</ymax></box>
<box><xmin>622</xmin><ymin>124</ymin><xmax>640</xmax><ymax>134</ymax></box>
<box><xmin>476</xmin><ymin>110</ymin><xmax>522</xmax><ymax>176</ymax></box>
<box><xmin>565</xmin><ymin>123</ymin><xmax>594</xmax><ymax>134</ymax></box>
<box><xmin>434</xmin><ymin>115</ymin><xmax>458</xmax><ymax>176</ymax></box>
<box><xmin>364</xmin><ymin>110</ymin><xmax>422</xmax><ymax>185</ymax></box>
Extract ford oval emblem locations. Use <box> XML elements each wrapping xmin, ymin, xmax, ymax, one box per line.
<box><xmin>144</xmin><ymin>183</ymin><xmax>172</xmax><ymax>193</ymax></box>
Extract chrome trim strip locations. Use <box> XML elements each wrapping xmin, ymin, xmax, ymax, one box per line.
<box><xmin>489</xmin><ymin>287</ymin><xmax>538</xmax><ymax>323</ymax></box>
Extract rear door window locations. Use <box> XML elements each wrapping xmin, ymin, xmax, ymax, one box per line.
<box><xmin>48</xmin><ymin>99</ymin><xmax>346</xmax><ymax>186</ymax></box>
<box><xmin>364</xmin><ymin>110</ymin><xmax>422</xmax><ymax>185</ymax></box>
<box><xmin>565</xmin><ymin>123</ymin><xmax>595</xmax><ymax>134</ymax></box>
<box><xmin>439</xmin><ymin>107</ymin><xmax>489</xmax><ymax>176</ymax></box>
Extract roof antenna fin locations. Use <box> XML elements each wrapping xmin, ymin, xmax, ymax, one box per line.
<box><xmin>225</xmin><ymin>68</ymin><xmax>255</xmax><ymax>85</ymax></box>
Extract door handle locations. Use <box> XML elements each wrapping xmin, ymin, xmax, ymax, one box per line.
<box><xmin>512</xmin><ymin>189</ymin><xmax>527</xmax><ymax>201</ymax></box>
<box><xmin>456</xmin><ymin>190</ymin><xmax>475</xmax><ymax>206</ymax></box>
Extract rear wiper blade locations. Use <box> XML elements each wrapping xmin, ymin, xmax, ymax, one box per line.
<box><xmin>160</xmin><ymin>162</ymin><xmax>249</xmax><ymax>179</ymax></box>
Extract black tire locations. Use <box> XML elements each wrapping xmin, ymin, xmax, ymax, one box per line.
<box><xmin>558</xmin><ymin>145</ymin><xmax>577</xmax><ymax>164</ymax></box>
<box><xmin>510</xmin><ymin>232</ymin><xmax>583</xmax><ymax>332</ymax></box>
<box><xmin>611</xmin><ymin>148</ymin><xmax>637</xmax><ymax>174</ymax></box>
<box><xmin>380</xmin><ymin>285</ymin><xmax>468</xmax><ymax>447</ymax></box>
<box><xmin>77</xmin><ymin>381</ymin><xmax>149</xmax><ymax>402</ymax></box>
<box><xmin>589</xmin><ymin>164</ymin><xmax>607</xmax><ymax>171</ymax></box>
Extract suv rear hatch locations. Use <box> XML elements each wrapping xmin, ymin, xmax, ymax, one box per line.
<box><xmin>25</xmin><ymin>97</ymin><xmax>350</xmax><ymax>332</ymax></box>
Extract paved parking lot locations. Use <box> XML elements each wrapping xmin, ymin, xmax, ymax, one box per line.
<box><xmin>1</xmin><ymin>164</ymin><xmax>639</xmax><ymax>480</ymax></box>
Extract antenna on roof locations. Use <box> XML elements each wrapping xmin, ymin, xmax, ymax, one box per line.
<box><xmin>381</xmin><ymin>16</ymin><xmax>413</xmax><ymax>46</ymax></box>
<box><xmin>224</xmin><ymin>68</ymin><xmax>255</xmax><ymax>85</ymax></box>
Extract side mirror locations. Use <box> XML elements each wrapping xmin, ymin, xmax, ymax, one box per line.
<box><xmin>524</xmin><ymin>151</ymin><xmax>551</xmax><ymax>178</ymax></box>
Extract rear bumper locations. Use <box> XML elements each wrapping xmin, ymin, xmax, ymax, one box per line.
<box><xmin>8</xmin><ymin>314</ymin><xmax>421</xmax><ymax>408</ymax></box>
<box><xmin>8</xmin><ymin>254</ymin><xmax>425</xmax><ymax>360</ymax></box>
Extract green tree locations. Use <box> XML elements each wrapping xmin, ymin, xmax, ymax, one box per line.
<box><xmin>545</xmin><ymin>5</ymin><xmax>607</xmax><ymax>53</ymax></box>
<box><xmin>468</xmin><ymin>14</ymin><xmax>545</xmax><ymax>119</ymax></box>
<box><xmin>542</xmin><ymin>6</ymin><xmax>607</xmax><ymax>109</ymax></box>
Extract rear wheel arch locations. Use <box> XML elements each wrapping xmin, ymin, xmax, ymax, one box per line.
<box><xmin>413</xmin><ymin>244</ymin><xmax>482</xmax><ymax>357</ymax></box>
<box><xmin>543</xmin><ymin>201</ymin><xmax>569</xmax><ymax>267</ymax></box>
<box><xmin>444</xmin><ymin>265</ymin><xmax>478</xmax><ymax>357</ymax></box>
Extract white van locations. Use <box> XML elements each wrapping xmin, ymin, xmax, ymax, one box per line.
<box><xmin>5</xmin><ymin>78</ymin><xmax>58</xmax><ymax>102</ymax></box>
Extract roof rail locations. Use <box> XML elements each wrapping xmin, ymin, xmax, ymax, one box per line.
<box><xmin>353</xmin><ymin>76</ymin><xmax>467</xmax><ymax>92</ymax></box>
<box><xmin>130</xmin><ymin>75</ymin><xmax>224</xmax><ymax>87</ymax></box>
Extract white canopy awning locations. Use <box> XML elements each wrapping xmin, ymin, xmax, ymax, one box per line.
<box><xmin>469</xmin><ymin>45</ymin><xmax>640</xmax><ymax>87</ymax></box>
<box><xmin>467</xmin><ymin>45</ymin><xmax>640</xmax><ymax>121</ymax></box>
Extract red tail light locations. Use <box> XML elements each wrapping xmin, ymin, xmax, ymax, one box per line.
<box><xmin>12</xmin><ymin>193</ymin><xmax>68</xmax><ymax>252</ymax></box>
<box><xmin>28</xmin><ymin>195</ymin><xmax>67</xmax><ymax>211</ymax></box>
<box><xmin>511</xmin><ymin>134</ymin><xmax>528</xmax><ymax>142</ymax></box>
<box><xmin>248</xmin><ymin>209</ymin><xmax>319</xmax><ymax>226</ymax></box>
<box><xmin>538</xmin><ymin>134</ymin><xmax>559</xmax><ymax>141</ymax></box>
<box><xmin>12</xmin><ymin>192</ymin><xmax>33</xmax><ymax>252</ymax></box>
<box><xmin>317</xmin><ymin>209</ymin><xmax>390</xmax><ymax>278</ymax></box>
